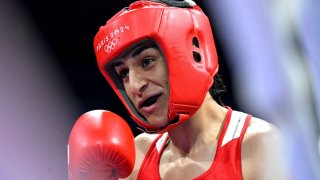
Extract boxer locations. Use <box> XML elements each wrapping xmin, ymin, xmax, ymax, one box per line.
<box><xmin>69</xmin><ymin>0</ymin><xmax>287</xmax><ymax>179</ymax></box>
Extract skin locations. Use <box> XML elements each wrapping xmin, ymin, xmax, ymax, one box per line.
<box><xmin>113</xmin><ymin>41</ymin><xmax>169</xmax><ymax>128</ymax></box>
<box><xmin>114</xmin><ymin>41</ymin><xmax>287</xmax><ymax>180</ymax></box>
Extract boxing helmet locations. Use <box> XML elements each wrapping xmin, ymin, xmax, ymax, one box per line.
<box><xmin>93</xmin><ymin>0</ymin><xmax>218</xmax><ymax>133</ymax></box>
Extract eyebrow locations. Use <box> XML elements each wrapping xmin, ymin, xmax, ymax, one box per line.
<box><xmin>111</xmin><ymin>40</ymin><xmax>158</xmax><ymax>67</ymax></box>
<box><xmin>110</xmin><ymin>45</ymin><xmax>146</xmax><ymax>68</ymax></box>
<box><xmin>131</xmin><ymin>42</ymin><xmax>153</xmax><ymax>58</ymax></box>
<box><xmin>112</xmin><ymin>61</ymin><xmax>124</xmax><ymax>67</ymax></box>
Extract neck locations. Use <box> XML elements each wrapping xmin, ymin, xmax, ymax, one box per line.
<box><xmin>167</xmin><ymin>93</ymin><xmax>227</xmax><ymax>155</ymax></box>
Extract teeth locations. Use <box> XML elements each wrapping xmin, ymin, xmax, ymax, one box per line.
<box><xmin>141</xmin><ymin>94</ymin><xmax>161</xmax><ymax>108</ymax></box>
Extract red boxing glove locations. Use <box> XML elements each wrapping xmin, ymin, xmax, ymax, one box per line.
<box><xmin>68</xmin><ymin>110</ymin><xmax>135</xmax><ymax>180</ymax></box>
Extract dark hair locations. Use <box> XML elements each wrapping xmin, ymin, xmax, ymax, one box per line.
<box><xmin>154</xmin><ymin>0</ymin><xmax>193</xmax><ymax>8</ymax></box>
<box><xmin>209</xmin><ymin>73</ymin><xmax>226</xmax><ymax>105</ymax></box>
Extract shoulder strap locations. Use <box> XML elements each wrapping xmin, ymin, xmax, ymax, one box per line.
<box><xmin>137</xmin><ymin>133</ymin><xmax>169</xmax><ymax>180</ymax></box>
<box><xmin>212</xmin><ymin>108</ymin><xmax>251</xmax><ymax>179</ymax></box>
<box><xmin>221</xmin><ymin>110</ymin><xmax>249</xmax><ymax>147</ymax></box>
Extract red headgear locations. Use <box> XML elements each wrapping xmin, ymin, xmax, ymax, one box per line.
<box><xmin>93</xmin><ymin>0</ymin><xmax>218</xmax><ymax>133</ymax></box>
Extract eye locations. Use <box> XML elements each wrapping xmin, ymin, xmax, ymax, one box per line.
<box><xmin>117</xmin><ymin>68</ymin><xmax>129</xmax><ymax>79</ymax></box>
<box><xmin>142</xmin><ymin>57</ymin><xmax>154</xmax><ymax>68</ymax></box>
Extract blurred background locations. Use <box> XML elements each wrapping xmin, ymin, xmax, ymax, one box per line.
<box><xmin>0</xmin><ymin>0</ymin><xmax>319</xmax><ymax>179</ymax></box>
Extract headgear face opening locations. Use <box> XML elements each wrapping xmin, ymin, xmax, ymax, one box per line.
<box><xmin>93</xmin><ymin>0</ymin><xmax>219</xmax><ymax>133</ymax></box>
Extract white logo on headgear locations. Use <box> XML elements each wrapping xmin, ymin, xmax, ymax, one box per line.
<box><xmin>104</xmin><ymin>38</ymin><xmax>118</xmax><ymax>53</ymax></box>
<box><xmin>96</xmin><ymin>25</ymin><xmax>130</xmax><ymax>52</ymax></box>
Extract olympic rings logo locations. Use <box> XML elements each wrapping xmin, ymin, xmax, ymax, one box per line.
<box><xmin>104</xmin><ymin>38</ymin><xmax>118</xmax><ymax>53</ymax></box>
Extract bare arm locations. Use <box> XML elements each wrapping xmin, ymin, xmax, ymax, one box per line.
<box><xmin>241</xmin><ymin>117</ymin><xmax>288</xmax><ymax>180</ymax></box>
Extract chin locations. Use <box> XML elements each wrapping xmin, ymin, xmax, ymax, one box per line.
<box><xmin>148</xmin><ymin>115</ymin><xmax>168</xmax><ymax>129</ymax></box>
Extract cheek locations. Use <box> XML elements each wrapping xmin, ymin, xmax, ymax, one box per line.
<box><xmin>123</xmin><ymin>83</ymin><xmax>135</xmax><ymax>104</ymax></box>
<box><xmin>123</xmin><ymin>83</ymin><xmax>129</xmax><ymax>96</ymax></box>
<box><xmin>160</xmin><ymin>61</ymin><xmax>169</xmax><ymax>89</ymax></box>
<box><xmin>155</xmin><ymin>63</ymin><xmax>169</xmax><ymax>87</ymax></box>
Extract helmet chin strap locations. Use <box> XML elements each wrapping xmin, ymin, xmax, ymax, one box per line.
<box><xmin>136</xmin><ymin>114</ymin><xmax>190</xmax><ymax>134</ymax></box>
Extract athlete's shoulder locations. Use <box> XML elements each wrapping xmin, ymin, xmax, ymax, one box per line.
<box><xmin>135</xmin><ymin>132</ymin><xmax>159</xmax><ymax>153</ymax></box>
<box><xmin>243</xmin><ymin>117</ymin><xmax>282</xmax><ymax>153</ymax></box>
<box><xmin>127</xmin><ymin>133</ymin><xmax>159</xmax><ymax>179</ymax></box>
<box><xmin>246</xmin><ymin>117</ymin><xmax>279</xmax><ymax>136</ymax></box>
<box><xmin>241</xmin><ymin>116</ymin><xmax>287</xmax><ymax>179</ymax></box>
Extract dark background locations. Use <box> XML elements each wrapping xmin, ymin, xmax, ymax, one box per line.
<box><xmin>19</xmin><ymin>0</ymin><xmax>237</xmax><ymax>135</ymax></box>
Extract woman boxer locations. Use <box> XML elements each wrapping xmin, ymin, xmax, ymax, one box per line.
<box><xmin>69</xmin><ymin>0</ymin><xmax>287</xmax><ymax>179</ymax></box>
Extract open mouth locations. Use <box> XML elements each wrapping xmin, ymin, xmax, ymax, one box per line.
<box><xmin>140</xmin><ymin>94</ymin><xmax>162</xmax><ymax>109</ymax></box>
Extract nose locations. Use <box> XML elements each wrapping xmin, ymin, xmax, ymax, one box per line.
<box><xmin>128</xmin><ymin>69</ymin><xmax>147</xmax><ymax>97</ymax></box>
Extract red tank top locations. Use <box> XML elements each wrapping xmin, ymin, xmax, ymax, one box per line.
<box><xmin>137</xmin><ymin>108</ymin><xmax>251</xmax><ymax>180</ymax></box>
